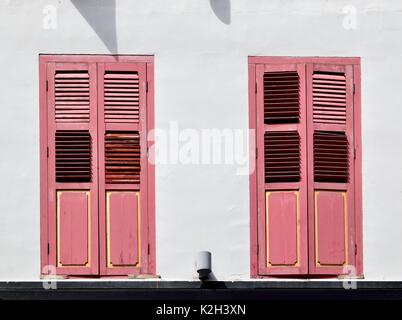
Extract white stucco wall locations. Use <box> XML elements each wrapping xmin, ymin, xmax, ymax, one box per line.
<box><xmin>0</xmin><ymin>0</ymin><xmax>401</xmax><ymax>281</ymax></box>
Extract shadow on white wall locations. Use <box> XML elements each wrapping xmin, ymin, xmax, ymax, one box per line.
<box><xmin>209</xmin><ymin>0</ymin><xmax>231</xmax><ymax>24</ymax></box>
<box><xmin>71</xmin><ymin>0</ymin><xmax>117</xmax><ymax>53</ymax></box>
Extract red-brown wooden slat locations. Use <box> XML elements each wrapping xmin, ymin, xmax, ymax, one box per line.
<box><xmin>312</xmin><ymin>72</ymin><xmax>347</xmax><ymax>125</ymax></box>
<box><xmin>55</xmin><ymin>70</ymin><xmax>90</xmax><ymax>123</ymax></box>
<box><xmin>104</xmin><ymin>132</ymin><xmax>141</xmax><ymax>183</ymax></box>
<box><xmin>55</xmin><ymin>130</ymin><xmax>91</xmax><ymax>182</ymax></box>
<box><xmin>264</xmin><ymin>71</ymin><xmax>300</xmax><ymax>124</ymax></box>
<box><xmin>313</xmin><ymin>131</ymin><xmax>349</xmax><ymax>183</ymax></box>
<box><xmin>103</xmin><ymin>71</ymin><xmax>140</xmax><ymax>124</ymax></box>
<box><xmin>264</xmin><ymin>131</ymin><xmax>300</xmax><ymax>182</ymax></box>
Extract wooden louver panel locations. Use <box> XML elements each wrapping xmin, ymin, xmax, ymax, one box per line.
<box><xmin>314</xmin><ymin>131</ymin><xmax>349</xmax><ymax>183</ymax></box>
<box><xmin>104</xmin><ymin>71</ymin><xmax>140</xmax><ymax>123</ymax></box>
<box><xmin>264</xmin><ymin>71</ymin><xmax>300</xmax><ymax>123</ymax></box>
<box><xmin>55</xmin><ymin>130</ymin><xmax>91</xmax><ymax>182</ymax></box>
<box><xmin>313</xmin><ymin>72</ymin><xmax>346</xmax><ymax>124</ymax></box>
<box><xmin>55</xmin><ymin>71</ymin><xmax>90</xmax><ymax>123</ymax></box>
<box><xmin>265</xmin><ymin>131</ymin><xmax>300</xmax><ymax>183</ymax></box>
<box><xmin>105</xmin><ymin>132</ymin><xmax>141</xmax><ymax>184</ymax></box>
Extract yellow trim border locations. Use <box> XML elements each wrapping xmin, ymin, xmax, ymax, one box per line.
<box><xmin>56</xmin><ymin>190</ymin><xmax>91</xmax><ymax>268</ymax></box>
<box><xmin>314</xmin><ymin>191</ymin><xmax>348</xmax><ymax>267</ymax></box>
<box><xmin>266</xmin><ymin>191</ymin><xmax>300</xmax><ymax>267</ymax></box>
<box><xmin>106</xmin><ymin>191</ymin><xmax>141</xmax><ymax>268</ymax></box>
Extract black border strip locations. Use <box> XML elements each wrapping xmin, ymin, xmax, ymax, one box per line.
<box><xmin>1</xmin><ymin>281</ymin><xmax>402</xmax><ymax>300</ymax></box>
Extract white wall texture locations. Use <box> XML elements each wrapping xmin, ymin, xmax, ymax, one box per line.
<box><xmin>0</xmin><ymin>0</ymin><xmax>401</xmax><ymax>281</ymax></box>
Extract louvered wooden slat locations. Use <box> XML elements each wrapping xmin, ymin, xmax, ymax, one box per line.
<box><xmin>55</xmin><ymin>71</ymin><xmax>90</xmax><ymax>123</ymax></box>
<box><xmin>314</xmin><ymin>131</ymin><xmax>349</xmax><ymax>182</ymax></box>
<box><xmin>313</xmin><ymin>72</ymin><xmax>346</xmax><ymax>124</ymax></box>
<box><xmin>55</xmin><ymin>130</ymin><xmax>91</xmax><ymax>182</ymax></box>
<box><xmin>265</xmin><ymin>131</ymin><xmax>300</xmax><ymax>182</ymax></box>
<box><xmin>105</xmin><ymin>132</ymin><xmax>141</xmax><ymax>184</ymax></box>
<box><xmin>104</xmin><ymin>71</ymin><xmax>140</xmax><ymax>123</ymax></box>
<box><xmin>264</xmin><ymin>71</ymin><xmax>300</xmax><ymax>124</ymax></box>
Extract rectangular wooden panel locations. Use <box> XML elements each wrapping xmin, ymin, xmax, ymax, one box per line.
<box><xmin>107</xmin><ymin>191</ymin><xmax>140</xmax><ymax>267</ymax></box>
<box><xmin>315</xmin><ymin>191</ymin><xmax>346</xmax><ymax>266</ymax></box>
<box><xmin>266</xmin><ymin>191</ymin><xmax>299</xmax><ymax>266</ymax></box>
<box><xmin>57</xmin><ymin>191</ymin><xmax>90</xmax><ymax>267</ymax></box>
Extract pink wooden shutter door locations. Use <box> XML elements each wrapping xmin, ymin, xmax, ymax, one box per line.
<box><xmin>47</xmin><ymin>62</ymin><xmax>99</xmax><ymax>275</ymax></box>
<box><xmin>306</xmin><ymin>64</ymin><xmax>356</xmax><ymax>275</ymax></box>
<box><xmin>97</xmin><ymin>62</ymin><xmax>149</xmax><ymax>276</ymax></box>
<box><xmin>256</xmin><ymin>64</ymin><xmax>308</xmax><ymax>275</ymax></box>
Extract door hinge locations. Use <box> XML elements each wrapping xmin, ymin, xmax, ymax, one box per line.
<box><xmin>47</xmin><ymin>243</ymin><xmax>50</xmax><ymax>255</ymax></box>
<box><xmin>146</xmin><ymin>81</ymin><xmax>149</xmax><ymax>93</ymax></box>
<box><xmin>46</xmin><ymin>80</ymin><xmax>48</xmax><ymax>92</ymax></box>
<box><xmin>255</xmin><ymin>81</ymin><xmax>257</xmax><ymax>94</ymax></box>
<box><xmin>355</xmin><ymin>244</ymin><xmax>357</xmax><ymax>255</ymax></box>
<box><xmin>47</xmin><ymin>147</ymin><xmax>49</xmax><ymax>158</ymax></box>
<box><xmin>354</xmin><ymin>148</ymin><xmax>356</xmax><ymax>160</ymax></box>
<box><xmin>256</xmin><ymin>147</ymin><xmax>258</xmax><ymax>159</ymax></box>
<box><xmin>148</xmin><ymin>244</ymin><xmax>151</xmax><ymax>255</ymax></box>
<box><xmin>353</xmin><ymin>83</ymin><xmax>355</xmax><ymax>94</ymax></box>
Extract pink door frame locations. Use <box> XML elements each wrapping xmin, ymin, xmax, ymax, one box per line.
<box><xmin>248</xmin><ymin>56</ymin><xmax>363</xmax><ymax>278</ymax></box>
<box><xmin>39</xmin><ymin>54</ymin><xmax>156</xmax><ymax>277</ymax></box>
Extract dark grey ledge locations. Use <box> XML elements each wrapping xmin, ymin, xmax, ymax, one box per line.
<box><xmin>1</xmin><ymin>281</ymin><xmax>402</xmax><ymax>300</ymax></box>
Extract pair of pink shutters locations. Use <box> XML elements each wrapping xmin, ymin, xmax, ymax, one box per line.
<box><xmin>43</xmin><ymin>58</ymin><xmax>151</xmax><ymax>276</ymax></box>
<box><xmin>254</xmin><ymin>60</ymin><xmax>361</xmax><ymax>276</ymax></box>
